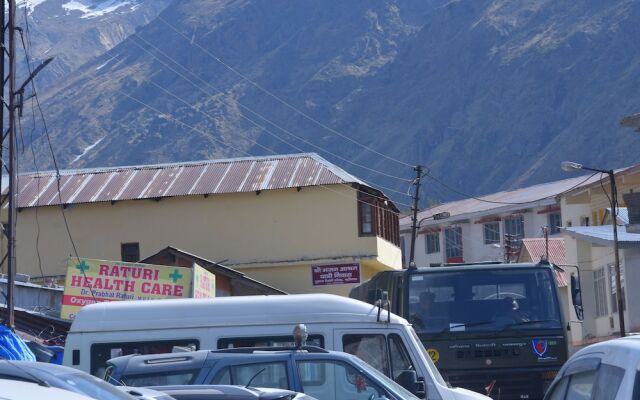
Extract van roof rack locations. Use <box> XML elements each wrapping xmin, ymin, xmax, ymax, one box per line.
<box><xmin>212</xmin><ymin>346</ymin><xmax>329</xmax><ymax>354</ymax></box>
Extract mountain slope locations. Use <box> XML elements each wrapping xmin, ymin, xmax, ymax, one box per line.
<box><xmin>17</xmin><ymin>0</ymin><xmax>172</xmax><ymax>89</ymax></box>
<box><xmin>23</xmin><ymin>0</ymin><xmax>640</xmax><ymax>205</ymax></box>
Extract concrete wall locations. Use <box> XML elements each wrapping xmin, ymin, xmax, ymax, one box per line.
<box><xmin>6</xmin><ymin>185</ymin><xmax>401</xmax><ymax>295</ymax></box>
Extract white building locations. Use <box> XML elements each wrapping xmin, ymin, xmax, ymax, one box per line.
<box><xmin>400</xmin><ymin>175</ymin><xmax>598</xmax><ymax>267</ymax></box>
<box><xmin>559</xmin><ymin>164</ymin><xmax>640</xmax><ymax>346</ymax></box>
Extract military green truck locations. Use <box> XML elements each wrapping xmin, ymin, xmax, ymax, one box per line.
<box><xmin>350</xmin><ymin>261</ymin><xmax>583</xmax><ymax>400</ymax></box>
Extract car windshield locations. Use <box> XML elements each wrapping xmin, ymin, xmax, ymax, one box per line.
<box><xmin>408</xmin><ymin>268</ymin><xmax>562</xmax><ymax>334</ymax></box>
<box><xmin>58</xmin><ymin>372</ymin><xmax>134</xmax><ymax>400</ymax></box>
<box><xmin>348</xmin><ymin>354</ymin><xmax>421</xmax><ymax>400</ymax></box>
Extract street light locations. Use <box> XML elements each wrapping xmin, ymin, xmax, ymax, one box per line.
<box><xmin>408</xmin><ymin>211</ymin><xmax>450</xmax><ymax>269</ymax></box>
<box><xmin>561</xmin><ymin>161</ymin><xmax>625</xmax><ymax>337</ymax></box>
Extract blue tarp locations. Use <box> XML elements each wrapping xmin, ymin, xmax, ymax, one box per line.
<box><xmin>0</xmin><ymin>325</ymin><xmax>36</xmax><ymax>361</ymax></box>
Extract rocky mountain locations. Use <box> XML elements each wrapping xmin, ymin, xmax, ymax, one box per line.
<box><xmin>20</xmin><ymin>0</ymin><xmax>640</xmax><ymax>206</ymax></box>
<box><xmin>16</xmin><ymin>0</ymin><xmax>171</xmax><ymax>89</ymax></box>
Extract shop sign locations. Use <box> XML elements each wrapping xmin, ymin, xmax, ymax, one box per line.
<box><xmin>311</xmin><ymin>263</ymin><xmax>360</xmax><ymax>286</ymax></box>
<box><xmin>60</xmin><ymin>258</ymin><xmax>193</xmax><ymax>320</ymax></box>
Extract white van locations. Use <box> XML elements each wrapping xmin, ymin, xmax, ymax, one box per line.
<box><xmin>63</xmin><ymin>294</ymin><xmax>488</xmax><ymax>400</ymax></box>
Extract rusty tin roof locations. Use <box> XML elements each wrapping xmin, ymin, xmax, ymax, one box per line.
<box><xmin>7</xmin><ymin>153</ymin><xmax>367</xmax><ymax>209</ymax></box>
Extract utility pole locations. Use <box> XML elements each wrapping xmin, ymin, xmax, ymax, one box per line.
<box><xmin>543</xmin><ymin>226</ymin><xmax>549</xmax><ymax>262</ymax></box>
<box><xmin>408</xmin><ymin>165</ymin><xmax>424</xmax><ymax>269</ymax></box>
<box><xmin>4</xmin><ymin>0</ymin><xmax>18</xmax><ymax>329</ymax></box>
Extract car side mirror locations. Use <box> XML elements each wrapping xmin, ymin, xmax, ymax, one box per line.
<box><xmin>570</xmin><ymin>274</ymin><xmax>584</xmax><ymax>321</ymax></box>
<box><xmin>395</xmin><ymin>370</ymin><xmax>426</xmax><ymax>397</ymax></box>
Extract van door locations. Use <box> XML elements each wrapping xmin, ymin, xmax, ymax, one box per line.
<box><xmin>335</xmin><ymin>328</ymin><xmax>438</xmax><ymax>399</ymax></box>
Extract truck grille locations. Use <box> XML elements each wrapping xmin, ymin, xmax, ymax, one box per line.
<box><xmin>446</xmin><ymin>370</ymin><xmax>545</xmax><ymax>400</ymax></box>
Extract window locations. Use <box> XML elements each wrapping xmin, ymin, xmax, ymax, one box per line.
<box><xmin>594</xmin><ymin>268</ymin><xmax>608</xmax><ymax>317</ymax></box>
<box><xmin>121</xmin><ymin>242</ymin><xmax>140</xmax><ymax>262</ymax></box>
<box><xmin>547</xmin><ymin>376</ymin><xmax>569</xmax><ymax>400</ymax></box>
<box><xmin>298</xmin><ymin>360</ymin><xmax>386</xmax><ymax>400</ymax></box>
<box><xmin>357</xmin><ymin>192</ymin><xmax>399</xmax><ymax>245</ymax></box>
<box><xmin>504</xmin><ymin>215</ymin><xmax>524</xmax><ymax>245</ymax></box>
<box><xmin>91</xmin><ymin>339</ymin><xmax>199</xmax><ymax>377</ymax></box>
<box><xmin>217</xmin><ymin>335</ymin><xmax>323</xmax><ymax>349</ymax></box>
<box><xmin>548</xmin><ymin>212</ymin><xmax>562</xmax><ymax>235</ymax></box>
<box><xmin>593</xmin><ymin>364</ymin><xmax>625</xmax><ymax>400</ymax></box>
<box><xmin>608</xmin><ymin>264</ymin><xmax>626</xmax><ymax>313</ymax></box>
<box><xmin>229</xmin><ymin>362</ymin><xmax>289</xmax><ymax>389</ymax></box>
<box><xmin>213</xmin><ymin>362</ymin><xmax>289</xmax><ymax>389</ymax></box>
<box><xmin>359</xmin><ymin>202</ymin><xmax>374</xmax><ymax>235</ymax></box>
<box><xmin>425</xmin><ymin>232</ymin><xmax>440</xmax><ymax>254</ymax></box>
<box><xmin>388</xmin><ymin>334</ymin><xmax>415</xmax><ymax>381</ymax></box>
<box><xmin>343</xmin><ymin>335</ymin><xmax>389</xmax><ymax>376</ymax></box>
<box><xmin>566</xmin><ymin>370</ymin><xmax>597</xmax><ymax>399</ymax></box>
<box><xmin>444</xmin><ymin>227</ymin><xmax>463</xmax><ymax>260</ymax></box>
<box><xmin>122</xmin><ymin>370</ymin><xmax>200</xmax><ymax>387</ymax></box>
<box><xmin>483</xmin><ymin>222</ymin><xmax>500</xmax><ymax>244</ymax></box>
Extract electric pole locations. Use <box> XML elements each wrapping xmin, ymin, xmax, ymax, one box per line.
<box><xmin>408</xmin><ymin>165</ymin><xmax>424</xmax><ymax>269</ymax></box>
<box><xmin>3</xmin><ymin>0</ymin><xmax>18</xmax><ymax>329</ymax></box>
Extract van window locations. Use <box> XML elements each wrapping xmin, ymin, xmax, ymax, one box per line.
<box><xmin>633</xmin><ymin>370</ymin><xmax>640</xmax><ymax>400</ymax></box>
<box><xmin>218</xmin><ymin>335</ymin><xmax>323</xmax><ymax>349</ymax></box>
<box><xmin>91</xmin><ymin>339</ymin><xmax>199</xmax><ymax>376</ymax></box>
<box><xmin>212</xmin><ymin>362</ymin><xmax>289</xmax><ymax>389</ymax></box>
<box><xmin>389</xmin><ymin>334</ymin><xmax>414</xmax><ymax>381</ymax></box>
<box><xmin>343</xmin><ymin>335</ymin><xmax>390</xmax><ymax>377</ymax></box>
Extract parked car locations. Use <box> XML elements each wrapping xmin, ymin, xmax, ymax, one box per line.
<box><xmin>0</xmin><ymin>360</ymin><xmax>135</xmax><ymax>399</ymax></box>
<box><xmin>147</xmin><ymin>385</ymin><xmax>316</xmax><ymax>400</ymax></box>
<box><xmin>105</xmin><ymin>346</ymin><xmax>423</xmax><ymax>400</ymax></box>
<box><xmin>0</xmin><ymin>379</ymin><xmax>95</xmax><ymax>400</ymax></box>
<box><xmin>543</xmin><ymin>335</ymin><xmax>640</xmax><ymax>400</ymax></box>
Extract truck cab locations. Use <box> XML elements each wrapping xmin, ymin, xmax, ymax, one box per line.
<box><xmin>351</xmin><ymin>261</ymin><xmax>577</xmax><ymax>400</ymax></box>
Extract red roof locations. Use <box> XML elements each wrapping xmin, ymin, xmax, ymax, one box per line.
<box><xmin>7</xmin><ymin>153</ymin><xmax>367</xmax><ymax>208</ymax></box>
<box><xmin>520</xmin><ymin>238</ymin><xmax>568</xmax><ymax>287</ymax></box>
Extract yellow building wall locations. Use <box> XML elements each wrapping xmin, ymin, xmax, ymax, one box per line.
<box><xmin>6</xmin><ymin>185</ymin><xmax>401</xmax><ymax>293</ymax></box>
<box><xmin>236</xmin><ymin>260</ymin><xmax>385</xmax><ymax>297</ymax></box>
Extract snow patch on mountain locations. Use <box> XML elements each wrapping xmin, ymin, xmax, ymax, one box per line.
<box><xmin>71</xmin><ymin>137</ymin><xmax>104</xmax><ymax>164</ymax></box>
<box><xmin>18</xmin><ymin>0</ymin><xmax>48</xmax><ymax>12</ymax></box>
<box><xmin>62</xmin><ymin>0</ymin><xmax>133</xmax><ymax>19</ymax></box>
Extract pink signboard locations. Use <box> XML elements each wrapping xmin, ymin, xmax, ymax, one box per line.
<box><xmin>311</xmin><ymin>263</ymin><xmax>361</xmax><ymax>286</ymax></box>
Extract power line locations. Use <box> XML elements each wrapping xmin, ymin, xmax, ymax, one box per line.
<box><xmin>156</xmin><ymin>15</ymin><xmax>414</xmax><ymax>169</ymax></box>
<box><xmin>116</xmin><ymin>87</ymin><xmax>407</xmax><ymax>214</ymax></box>
<box><xmin>19</xmin><ymin>11</ymin><xmax>99</xmax><ymax>305</ymax></box>
<box><xmin>424</xmin><ymin>171</ymin><xmax>599</xmax><ymax>206</ymax></box>
<box><xmin>128</xmin><ymin>35</ymin><xmax>412</xmax><ymax>186</ymax></box>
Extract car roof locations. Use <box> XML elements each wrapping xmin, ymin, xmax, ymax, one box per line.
<box><xmin>0</xmin><ymin>379</ymin><xmax>95</xmax><ymax>400</ymax></box>
<box><xmin>149</xmin><ymin>385</ymin><xmax>304</xmax><ymax>400</ymax></box>
<box><xmin>562</xmin><ymin>335</ymin><xmax>640</xmax><ymax>374</ymax></box>
<box><xmin>0</xmin><ymin>360</ymin><xmax>82</xmax><ymax>381</ymax></box>
<box><xmin>110</xmin><ymin>346</ymin><xmax>352</xmax><ymax>369</ymax></box>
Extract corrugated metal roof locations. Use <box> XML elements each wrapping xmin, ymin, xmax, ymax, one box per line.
<box><xmin>6</xmin><ymin>153</ymin><xmax>366</xmax><ymax>209</ymax></box>
<box><xmin>519</xmin><ymin>238</ymin><xmax>568</xmax><ymax>287</ymax></box>
<box><xmin>563</xmin><ymin>225</ymin><xmax>640</xmax><ymax>247</ymax></box>
<box><xmin>401</xmin><ymin>174</ymin><xmax>603</xmax><ymax>227</ymax></box>
<box><xmin>521</xmin><ymin>238</ymin><xmax>567</xmax><ymax>266</ymax></box>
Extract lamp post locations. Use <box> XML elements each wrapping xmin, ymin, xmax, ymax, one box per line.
<box><xmin>561</xmin><ymin>161</ymin><xmax>625</xmax><ymax>337</ymax></box>
<box><xmin>408</xmin><ymin>211</ymin><xmax>450</xmax><ymax>269</ymax></box>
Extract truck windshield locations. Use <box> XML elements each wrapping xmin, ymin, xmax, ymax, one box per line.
<box><xmin>408</xmin><ymin>268</ymin><xmax>561</xmax><ymax>334</ymax></box>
